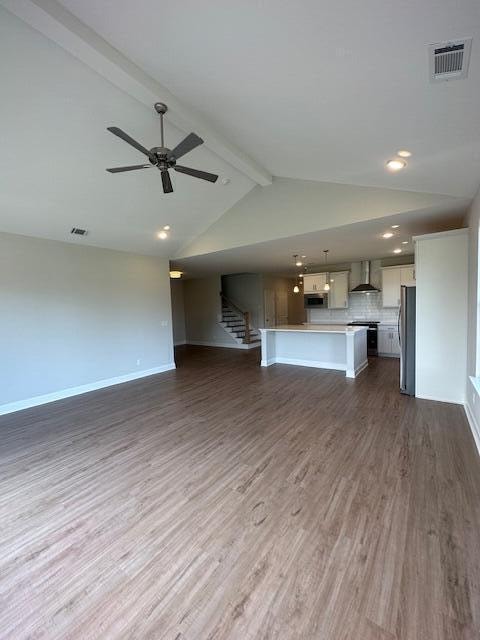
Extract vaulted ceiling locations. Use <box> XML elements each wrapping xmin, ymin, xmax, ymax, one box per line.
<box><xmin>1</xmin><ymin>0</ymin><xmax>479</xmax><ymax>265</ymax></box>
<box><xmin>58</xmin><ymin>0</ymin><xmax>480</xmax><ymax>197</ymax></box>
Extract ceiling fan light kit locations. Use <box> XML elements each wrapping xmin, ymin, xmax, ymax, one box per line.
<box><xmin>106</xmin><ymin>103</ymin><xmax>219</xmax><ymax>193</ymax></box>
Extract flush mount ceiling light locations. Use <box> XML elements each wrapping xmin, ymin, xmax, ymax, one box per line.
<box><xmin>393</xmin><ymin>248</ymin><xmax>402</xmax><ymax>254</ymax></box>
<box><xmin>386</xmin><ymin>159</ymin><xmax>407</xmax><ymax>172</ymax></box>
<box><xmin>163</xmin><ymin>225</ymin><xmax>171</xmax><ymax>230</ymax></box>
<box><xmin>158</xmin><ymin>230</ymin><xmax>168</xmax><ymax>239</ymax></box>
<box><xmin>397</xmin><ymin>150</ymin><xmax>412</xmax><ymax>158</ymax></box>
<box><xmin>391</xmin><ymin>225</ymin><xmax>400</xmax><ymax>229</ymax></box>
<box><xmin>169</xmin><ymin>270</ymin><xmax>182</xmax><ymax>279</ymax></box>
<box><xmin>382</xmin><ymin>232</ymin><xmax>394</xmax><ymax>239</ymax></box>
<box><xmin>323</xmin><ymin>250</ymin><xmax>330</xmax><ymax>291</ymax></box>
<box><xmin>402</xmin><ymin>240</ymin><xmax>409</xmax><ymax>245</ymax></box>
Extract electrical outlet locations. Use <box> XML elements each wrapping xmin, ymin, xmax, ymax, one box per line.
<box><xmin>136</xmin><ymin>359</ymin><xmax>141</xmax><ymax>366</ymax></box>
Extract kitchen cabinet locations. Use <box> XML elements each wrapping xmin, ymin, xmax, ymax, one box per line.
<box><xmin>381</xmin><ymin>264</ymin><xmax>415</xmax><ymax>307</ymax></box>
<box><xmin>328</xmin><ymin>271</ymin><xmax>349</xmax><ymax>309</ymax></box>
<box><xmin>400</xmin><ymin>266</ymin><xmax>415</xmax><ymax>287</ymax></box>
<box><xmin>378</xmin><ymin>324</ymin><xmax>400</xmax><ymax>357</ymax></box>
<box><xmin>303</xmin><ymin>273</ymin><xmax>327</xmax><ymax>294</ymax></box>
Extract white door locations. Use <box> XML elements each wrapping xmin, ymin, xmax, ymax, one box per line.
<box><xmin>275</xmin><ymin>290</ymin><xmax>288</xmax><ymax>325</ymax></box>
<box><xmin>382</xmin><ymin>269</ymin><xmax>401</xmax><ymax>307</ymax></box>
<box><xmin>264</xmin><ymin>289</ymin><xmax>276</xmax><ymax>327</ymax></box>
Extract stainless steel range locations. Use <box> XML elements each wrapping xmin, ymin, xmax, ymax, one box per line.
<box><xmin>347</xmin><ymin>321</ymin><xmax>380</xmax><ymax>356</ymax></box>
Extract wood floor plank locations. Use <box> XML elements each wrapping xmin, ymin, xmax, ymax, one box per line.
<box><xmin>0</xmin><ymin>346</ymin><xmax>479</xmax><ymax>639</ymax></box>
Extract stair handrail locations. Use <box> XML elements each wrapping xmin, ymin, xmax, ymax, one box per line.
<box><xmin>220</xmin><ymin>292</ymin><xmax>251</xmax><ymax>344</ymax></box>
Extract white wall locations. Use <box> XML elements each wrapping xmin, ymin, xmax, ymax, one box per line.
<box><xmin>170</xmin><ymin>279</ymin><xmax>186</xmax><ymax>345</ymax></box>
<box><xmin>465</xmin><ymin>186</ymin><xmax>480</xmax><ymax>453</ymax></box>
<box><xmin>179</xmin><ymin>177</ymin><xmax>459</xmax><ymax>258</ymax></box>
<box><xmin>415</xmin><ymin>229</ymin><xmax>468</xmax><ymax>404</ymax></box>
<box><xmin>0</xmin><ymin>232</ymin><xmax>174</xmax><ymax>413</ymax></box>
<box><xmin>183</xmin><ymin>276</ymin><xmax>237</xmax><ymax>347</ymax></box>
<box><xmin>222</xmin><ymin>274</ymin><xmax>264</xmax><ymax>329</ymax></box>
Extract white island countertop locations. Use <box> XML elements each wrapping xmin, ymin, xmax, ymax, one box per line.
<box><xmin>265</xmin><ymin>324</ymin><xmax>364</xmax><ymax>334</ymax></box>
<box><xmin>259</xmin><ymin>325</ymin><xmax>368</xmax><ymax>378</ymax></box>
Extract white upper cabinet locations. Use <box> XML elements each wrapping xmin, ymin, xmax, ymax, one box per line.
<box><xmin>328</xmin><ymin>271</ymin><xmax>349</xmax><ymax>309</ymax></box>
<box><xmin>303</xmin><ymin>273</ymin><xmax>327</xmax><ymax>293</ymax></box>
<box><xmin>382</xmin><ymin>268</ymin><xmax>402</xmax><ymax>307</ymax></box>
<box><xmin>400</xmin><ymin>266</ymin><xmax>416</xmax><ymax>287</ymax></box>
<box><xmin>381</xmin><ymin>264</ymin><xmax>415</xmax><ymax>307</ymax></box>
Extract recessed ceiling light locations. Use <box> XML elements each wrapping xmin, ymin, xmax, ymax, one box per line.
<box><xmin>163</xmin><ymin>225</ymin><xmax>171</xmax><ymax>231</ymax></box>
<box><xmin>298</xmin><ymin>273</ymin><xmax>303</xmax><ymax>278</ymax></box>
<box><xmin>386</xmin><ymin>159</ymin><xmax>406</xmax><ymax>172</ymax></box>
<box><xmin>397</xmin><ymin>150</ymin><xmax>411</xmax><ymax>158</ymax></box>
<box><xmin>382</xmin><ymin>232</ymin><xmax>394</xmax><ymax>239</ymax></box>
<box><xmin>393</xmin><ymin>248</ymin><xmax>402</xmax><ymax>254</ymax></box>
<box><xmin>402</xmin><ymin>241</ymin><xmax>409</xmax><ymax>245</ymax></box>
<box><xmin>391</xmin><ymin>225</ymin><xmax>400</xmax><ymax>229</ymax></box>
<box><xmin>157</xmin><ymin>230</ymin><xmax>168</xmax><ymax>239</ymax></box>
<box><xmin>301</xmin><ymin>255</ymin><xmax>306</xmax><ymax>258</ymax></box>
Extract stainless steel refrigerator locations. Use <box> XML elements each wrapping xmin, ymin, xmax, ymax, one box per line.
<box><xmin>399</xmin><ymin>285</ymin><xmax>416</xmax><ymax>395</ymax></box>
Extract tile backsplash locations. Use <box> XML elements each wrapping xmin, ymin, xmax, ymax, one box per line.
<box><xmin>308</xmin><ymin>292</ymin><xmax>398</xmax><ymax>324</ymax></box>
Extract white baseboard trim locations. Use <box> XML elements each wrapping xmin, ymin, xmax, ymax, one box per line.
<box><xmin>415</xmin><ymin>393</ymin><xmax>465</xmax><ymax>405</ymax></box>
<box><xmin>346</xmin><ymin>358</ymin><xmax>369</xmax><ymax>379</ymax></box>
<box><xmin>261</xmin><ymin>356</ymin><xmax>345</xmax><ymax>371</ymax></box>
<box><xmin>464</xmin><ymin>402</ymin><xmax>480</xmax><ymax>457</ymax></box>
<box><xmin>186</xmin><ymin>340</ymin><xmax>259</xmax><ymax>350</ymax></box>
<box><xmin>0</xmin><ymin>363</ymin><xmax>176</xmax><ymax>416</ymax></box>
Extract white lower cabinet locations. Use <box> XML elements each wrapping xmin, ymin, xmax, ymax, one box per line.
<box><xmin>378</xmin><ymin>325</ymin><xmax>400</xmax><ymax>357</ymax></box>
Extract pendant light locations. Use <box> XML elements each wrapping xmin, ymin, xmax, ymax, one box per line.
<box><xmin>323</xmin><ymin>250</ymin><xmax>330</xmax><ymax>292</ymax></box>
<box><xmin>293</xmin><ymin>255</ymin><xmax>301</xmax><ymax>293</ymax></box>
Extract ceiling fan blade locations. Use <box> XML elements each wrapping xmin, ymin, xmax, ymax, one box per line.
<box><xmin>174</xmin><ymin>165</ymin><xmax>219</xmax><ymax>183</ymax></box>
<box><xmin>106</xmin><ymin>164</ymin><xmax>152</xmax><ymax>173</ymax></box>
<box><xmin>169</xmin><ymin>133</ymin><xmax>203</xmax><ymax>161</ymax></box>
<box><xmin>107</xmin><ymin>127</ymin><xmax>153</xmax><ymax>159</ymax></box>
<box><xmin>161</xmin><ymin>170</ymin><xmax>173</xmax><ymax>194</ymax></box>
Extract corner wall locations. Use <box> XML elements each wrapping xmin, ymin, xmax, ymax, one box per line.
<box><xmin>183</xmin><ymin>275</ymin><xmax>238</xmax><ymax>347</ymax></box>
<box><xmin>0</xmin><ymin>232</ymin><xmax>175</xmax><ymax>414</ymax></box>
<box><xmin>170</xmin><ymin>279</ymin><xmax>186</xmax><ymax>345</ymax></box>
<box><xmin>465</xmin><ymin>186</ymin><xmax>480</xmax><ymax>453</ymax></box>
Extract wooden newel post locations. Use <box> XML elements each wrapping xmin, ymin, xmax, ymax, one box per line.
<box><xmin>244</xmin><ymin>311</ymin><xmax>251</xmax><ymax>344</ymax></box>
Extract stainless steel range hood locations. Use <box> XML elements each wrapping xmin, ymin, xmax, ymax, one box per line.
<box><xmin>350</xmin><ymin>261</ymin><xmax>380</xmax><ymax>293</ymax></box>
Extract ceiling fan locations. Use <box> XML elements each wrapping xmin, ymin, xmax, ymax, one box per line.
<box><xmin>106</xmin><ymin>103</ymin><xmax>219</xmax><ymax>194</ymax></box>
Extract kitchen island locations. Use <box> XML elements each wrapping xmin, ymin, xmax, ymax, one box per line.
<box><xmin>259</xmin><ymin>324</ymin><xmax>368</xmax><ymax>378</ymax></box>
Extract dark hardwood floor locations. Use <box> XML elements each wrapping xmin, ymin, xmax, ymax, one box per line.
<box><xmin>1</xmin><ymin>346</ymin><xmax>479</xmax><ymax>639</ymax></box>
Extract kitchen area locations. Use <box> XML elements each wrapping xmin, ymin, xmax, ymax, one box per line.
<box><xmin>261</xmin><ymin>257</ymin><xmax>416</xmax><ymax>392</ymax></box>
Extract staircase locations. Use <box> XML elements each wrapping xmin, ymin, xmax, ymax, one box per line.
<box><xmin>219</xmin><ymin>297</ymin><xmax>261</xmax><ymax>348</ymax></box>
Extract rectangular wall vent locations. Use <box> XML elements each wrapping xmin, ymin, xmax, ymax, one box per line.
<box><xmin>429</xmin><ymin>38</ymin><xmax>472</xmax><ymax>82</ymax></box>
<box><xmin>71</xmin><ymin>227</ymin><xmax>88</xmax><ymax>236</ymax></box>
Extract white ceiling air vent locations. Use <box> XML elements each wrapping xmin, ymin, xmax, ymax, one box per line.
<box><xmin>71</xmin><ymin>227</ymin><xmax>88</xmax><ymax>236</ymax></box>
<box><xmin>429</xmin><ymin>38</ymin><xmax>472</xmax><ymax>82</ymax></box>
